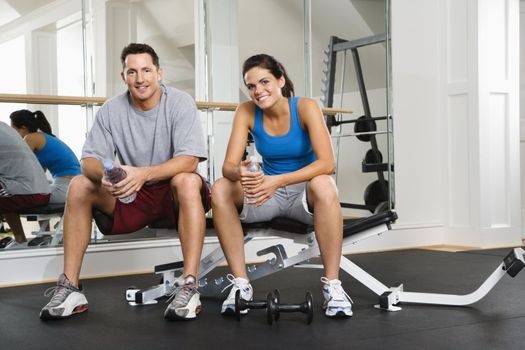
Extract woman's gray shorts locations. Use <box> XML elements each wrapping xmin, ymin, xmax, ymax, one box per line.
<box><xmin>49</xmin><ymin>177</ymin><xmax>71</xmax><ymax>204</ymax></box>
<box><xmin>239</xmin><ymin>182</ymin><xmax>313</xmax><ymax>224</ymax></box>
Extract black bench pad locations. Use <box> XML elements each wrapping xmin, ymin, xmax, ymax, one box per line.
<box><xmin>17</xmin><ymin>203</ymin><xmax>65</xmax><ymax>216</ymax></box>
<box><xmin>94</xmin><ymin>208</ymin><xmax>398</xmax><ymax>238</ymax></box>
<box><xmin>175</xmin><ymin>210</ymin><xmax>397</xmax><ymax>236</ymax></box>
<box><xmin>342</xmin><ymin>210</ymin><xmax>397</xmax><ymax>238</ymax></box>
<box><xmin>258</xmin><ymin>210</ymin><xmax>397</xmax><ymax>236</ymax></box>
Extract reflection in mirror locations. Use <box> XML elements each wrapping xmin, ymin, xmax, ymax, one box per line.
<box><xmin>0</xmin><ymin>0</ymin><xmax>89</xmax><ymax>251</ymax></box>
<box><xmin>0</xmin><ymin>0</ymin><xmax>392</xmax><ymax>252</ymax></box>
<box><xmin>310</xmin><ymin>0</ymin><xmax>392</xmax><ymax>217</ymax></box>
<box><xmin>205</xmin><ymin>0</ymin><xmax>306</xmax><ymax>181</ymax></box>
<box><xmin>238</xmin><ymin>0</ymin><xmax>306</xmax><ymax>99</ymax></box>
<box><xmin>86</xmin><ymin>0</ymin><xmax>196</xmax><ymax>98</ymax></box>
<box><xmin>0</xmin><ymin>0</ymin><xmax>198</xmax><ymax>250</ymax></box>
<box><xmin>0</xmin><ymin>0</ymin><xmax>86</xmax><ymax>156</ymax></box>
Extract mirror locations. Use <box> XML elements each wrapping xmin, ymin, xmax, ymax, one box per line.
<box><xmin>0</xmin><ymin>0</ymin><xmax>392</xmax><ymax>250</ymax></box>
<box><xmin>309</xmin><ymin>0</ymin><xmax>392</xmax><ymax>217</ymax></box>
<box><xmin>0</xmin><ymin>0</ymin><xmax>86</xmax><ymax>155</ymax></box>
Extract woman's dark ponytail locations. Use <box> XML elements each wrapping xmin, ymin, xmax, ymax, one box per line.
<box><xmin>9</xmin><ymin>109</ymin><xmax>54</xmax><ymax>136</ymax></box>
<box><xmin>34</xmin><ymin>111</ymin><xmax>54</xmax><ymax>136</ymax></box>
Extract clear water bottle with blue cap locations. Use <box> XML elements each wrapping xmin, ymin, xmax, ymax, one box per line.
<box><xmin>103</xmin><ymin>160</ymin><xmax>137</xmax><ymax>204</ymax></box>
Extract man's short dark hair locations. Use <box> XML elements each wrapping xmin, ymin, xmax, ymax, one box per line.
<box><xmin>120</xmin><ymin>43</ymin><xmax>160</xmax><ymax>69</ymax></box>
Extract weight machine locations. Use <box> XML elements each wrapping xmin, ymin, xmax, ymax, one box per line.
<box><xmin>321</xmin><ymin>33</ymin><xmax>391</xmax><ymax>213</ymax></box>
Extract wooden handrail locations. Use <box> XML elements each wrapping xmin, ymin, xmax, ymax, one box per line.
<box><xmin>0</xmin><ymin>93</ymin><xmax>352</xmax><ymax>115</ymax></box>
<box><xmin>0</xmin><ymin>93</ymin><xmax>106</xmax><ymax>106</ymax></box>
<box><xmin>322</xmin><ymin>107</ymin><xmax>354</xmax><ymax>115</ymax></box>
<box><xmin>196</xmin><ymin>101</ymin><xmax>239</xmax><ymax>111</ymax></box>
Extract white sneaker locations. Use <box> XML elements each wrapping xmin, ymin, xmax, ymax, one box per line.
<box><xmin>40</xmin><ymin>273</ymin><xmax>89</xmax><ymax>320</ymax></box>
<box><xmin>321</xmin><ymin>277</ymin><xmax>353</xmax><ymax>317</ymax></box>
<box><xmin>221</xmin><ymin>274</ymin><xmax>253</xmax><ymax>315</ymax></box>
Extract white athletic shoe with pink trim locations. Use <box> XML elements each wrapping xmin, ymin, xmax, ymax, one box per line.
<box><xmin>40</xmin><ymin>273</ymin><xmax>88</xmax><ymax>320</ymax></box>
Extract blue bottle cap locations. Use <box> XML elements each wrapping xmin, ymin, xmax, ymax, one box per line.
<box><xmin>103</xmin><ymin>160</ymin><xmax>113</xmax><ymax>170</ymax></box>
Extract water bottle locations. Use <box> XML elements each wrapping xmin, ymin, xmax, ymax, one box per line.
<box><xmin>244</xmin><ymin>156</ymin><xmax>261</xmax><ymax>206</ymax></box>
<box><xmin>103</xmin><ymin>160</ymin><xmax>137</xmax><ymax>204</ymax></box>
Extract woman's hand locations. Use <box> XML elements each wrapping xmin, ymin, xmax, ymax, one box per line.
<box><xmin>239</xmin><ymin>159</ymin><xmax>264</xmax><ymax>192</ymax></box>
<box><xmin>245</xmin><ymin>174</ymin><xmax>282</xmax><ymax>206</ymax></box>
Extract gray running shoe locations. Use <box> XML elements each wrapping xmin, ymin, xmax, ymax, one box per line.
<box><xmin>164</xmin><ymin>275</ymin><xmax>201</xmax><ymax>320</ymax></box>
<box><xmin>40</xmin><ymin>273</ymin><xmax>88</xmax><ymax>320</ymax></box>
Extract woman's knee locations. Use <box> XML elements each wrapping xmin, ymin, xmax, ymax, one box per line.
<box><xmin>211</xmin><ymin>178</ymin><xmax>236</xmax><ymax>208</ymax></box>
<box><xmin>309</xmin><ymin>175</ymin><xmax>339</xmax><ymax>203</ymax></box>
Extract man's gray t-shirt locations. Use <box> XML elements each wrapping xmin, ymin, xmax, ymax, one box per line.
<box><xmin>0</xmin><ymin>122</ymin><xmax>50</xmax><ymax>195</ymax></box>
<box><xmin>82</xmin><ymin>85</ymin><xmax>207</xmax><ymax>170</ymax></box>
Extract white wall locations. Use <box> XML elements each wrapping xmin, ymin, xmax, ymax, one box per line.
<box><xmin>382</xmin><ymin>0</ymin><xmax>521</xmax><ymax>250</ymax></box>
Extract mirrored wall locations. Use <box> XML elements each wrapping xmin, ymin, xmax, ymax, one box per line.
<box><xmin>0</xmin><ymin>0</ymin><xmax>392</xmax><ymax>251</ymax></box>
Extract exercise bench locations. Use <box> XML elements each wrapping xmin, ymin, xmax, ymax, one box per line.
<box><xmin>124</xmin><ymin>210</ymin><xmax>398</xmax><ymax>304</ymax></box>
<box><xmin>16</xmin><ymin>203</ymin><xmax>65</xmax><ymax>247</ymax></box>
<box><xmin>124</xmin><ymin>209</ymin><xmax>525</xmax><ymax>312</ymax></box>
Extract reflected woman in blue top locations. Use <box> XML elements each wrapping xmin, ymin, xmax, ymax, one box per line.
<box><xmin>212</xmin><ymin>54</ymin><xmax>353</xmax><ymax>318</ymax></box>
<box><xmin>10</xmin><ymin>109</ymin><xmax>81</xmax><ymax>204</ymax></box>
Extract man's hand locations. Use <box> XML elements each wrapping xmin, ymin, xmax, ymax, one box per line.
<box><xmin>102</xmin><ymin>165</ymin><xmax>149</xmax><ymax>199</ymax></box>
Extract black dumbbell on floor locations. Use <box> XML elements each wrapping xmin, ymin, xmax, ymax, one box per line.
<box><xmin>234</xmin><ymin>289</ymin><xmax>280</xmax><ymax>321</ymax></box>
<box><xmin>266</xmin><ymin>290</ymin><xmax>313</xmax><ymax>325</ymax></box>
<box><xmin>235</xmin><ymin>289</ymin><xmax>313</xmax><ymax>324</ymax></box>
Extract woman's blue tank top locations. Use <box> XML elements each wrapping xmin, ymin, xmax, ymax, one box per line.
<box><xmin>252</xmin><ymin>96</ymin><xmax>316</xmax><ymax>175</ymax></box>
<box><xmin>34</xmin><ymin>133</ymin><xmax>81</xmax><ymax>178</ymax></box>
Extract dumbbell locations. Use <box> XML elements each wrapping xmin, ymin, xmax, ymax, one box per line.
<box><xmin>234</xmin><ymin>289</ymin><xmax>280</xmax><ymax>321</ymax></box>
<box><xmin>266</xmin><ymin>291</ymin><xmax>313</xmax><ymax>325</ymax></box>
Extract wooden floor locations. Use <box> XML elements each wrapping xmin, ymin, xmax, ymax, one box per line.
<box><xmin>1</xmin><ymin>248</ymin><xmax>525</xmax><ymax>350</ymax></box>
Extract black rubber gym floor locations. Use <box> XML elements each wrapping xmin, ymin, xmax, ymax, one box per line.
<box><xmin>1</xmin><ymin>248</ymin><xmax>525</xmax><ymax>350</ymax></box>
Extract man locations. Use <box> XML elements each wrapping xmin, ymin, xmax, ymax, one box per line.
<box><xmin>40</xmin><ymin>43</ymin><xmax>210</xmax><ymax>321</ymax></box>
<box><xmin>0</xmin><ymin>122</ymin><xmax>51</xmax><ymax>248</ymax></box>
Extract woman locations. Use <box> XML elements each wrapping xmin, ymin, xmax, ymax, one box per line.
<box><xmin>211</xmin><ymin>54</ymin><xmax>352</xmax><ymax>318</ymax></box>
<box><xmin>8</xmin><ymin>109</ymin><xmax>80</xmax><ymax>243</ymax></box>
<box><xmin>10</xmin><ymin>110</ymin><xmax>81</xmax><ymax>204</ymax></box>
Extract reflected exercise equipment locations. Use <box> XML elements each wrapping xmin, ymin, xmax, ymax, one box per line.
<box><xmin>321</xmin><ymin>33</ymin><xmax>391</xmax><ymax>213</ymax></box>
<box><xmin>17</xmin><ymin>204</ymin><xmax>65</xmax><ymax>247</ymax></box>
<box><xmin>365</xmin><ymin>148</ymin><xmax>382</xmax><ymax>164</ymax></box>
<box><xmin>364</xmin><ymin>180</ymin><xmax>389</xmax><ymax>208</ymax></box>
<box><xmin>354</xmin><ymin>115</ymin><xmax>377</xmax><ymax>142</ymax></box>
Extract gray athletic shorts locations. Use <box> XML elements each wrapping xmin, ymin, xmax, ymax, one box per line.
<box><xmin>239</xmin><ymin>182</ymin><xmax>313</xmax><ymax>224</ymax></box>
<box><xmin>49</xmin><ymin>177</ymin><xmax>71</xmax><ymax>204</ymax></box>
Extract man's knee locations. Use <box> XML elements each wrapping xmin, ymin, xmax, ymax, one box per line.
<box><xmin>67</xmin><ymin>176</ymin><xmax>91</xmax><ymax>196</ymax></box>
<box><xmin>170</xmin><ymin>173</ymin><xmax>202</xmax><ymax>201</ymax></box>
<box><xmin>67</xmin><ymin>175</ymin><xmax>100</xmax><ymax>203</ymax></box>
